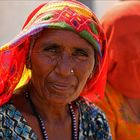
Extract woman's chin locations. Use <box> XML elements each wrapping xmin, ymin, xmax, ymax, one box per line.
<box><xmin>43</xmin><ymin>92</ymin><xmax>73</xmax><ymax>105</ymax></box>
<box><xmin>43</xmin><ymin>86</ymin><xmax>76</xmax><ymax>105</ymax></box>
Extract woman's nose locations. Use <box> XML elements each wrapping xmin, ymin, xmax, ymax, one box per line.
<box><xmin>55</xmin><ymin>54</ymin><xmax>73</xmax><ymax>77</ymax></box>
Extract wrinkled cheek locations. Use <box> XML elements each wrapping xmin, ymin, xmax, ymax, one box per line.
<box><xmin>31</xmin><ymin>55</ymin><xmax>56</xmax><ymax>77</ymax></box>
<box><xmin>30</xmin><ymin>67</ymin><xmax>46</xmax><ymax>93</ymax></box>
<box><xmin>76</xmin><ymin>67</ymin><xmax>92</xmax><ymax>94</ymax></box>
<box><xmin>30</xmin><ymin>57</ymin><xmax>57</xmax><ymax>94</ymax></box>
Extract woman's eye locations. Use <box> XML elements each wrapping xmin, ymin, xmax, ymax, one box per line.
<box><xmin>43</xmin><ymin>45</ymin><xmax>59</xmax><ymax>54</ymax></box>
<box><xmin>73</xmin><ymin>49</ymin><xmax>89</xmax><ymax>58</ymax></box>
<box><xmin>44</xmin><ymin>48</ymin><xmax>56</xmax><ymax>53</ymax></box>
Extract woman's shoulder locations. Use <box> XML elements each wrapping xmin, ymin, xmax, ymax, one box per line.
<box><xmin>0</xmin><ymin>98</ymin><xmax>38</xmax><ymax>139</ymax></box>
<box><xmin>76</xmin><ymin>96</ymin><xmax>112</xmax><ymax>140</ymax></box>
<box><xmin>0</xmin><ymin>101</ymin><xmax>17</xmax><ymax>117</ymax></box>
<box><xmin>0</xmin><ymin>102</ymin><xmax>22</xmax><ymax>138</ymax></box>
<box><xmin>76</xmin><ymin>96</ymin><xmax>107</xmax><ymax>118</ymax></box>
<box><xmin>0</xmin><ymin>101</ymin><xmax>22</xmax><ymax>130</ymax></box>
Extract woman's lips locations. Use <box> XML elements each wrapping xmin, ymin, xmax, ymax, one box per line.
<box><xmin>48</xmin><ymin>82</ymin><xmax>74</xmax><ymax>92</ymax></box>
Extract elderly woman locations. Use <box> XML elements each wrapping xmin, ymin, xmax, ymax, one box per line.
<box><xmin>0</xmin><ymin>1</ymin><xmax>111</xmax><ymax>140</ymax></box>
<box><xmin>96</xmin><ymin>1</ymin><xmax>140</xmax><ymax>140</ymax></box>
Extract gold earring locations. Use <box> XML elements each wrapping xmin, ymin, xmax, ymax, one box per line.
<box><xmin>89</xmin><ymin>73</ymin><xmax>93</xmax><ymax>80</ymax></box>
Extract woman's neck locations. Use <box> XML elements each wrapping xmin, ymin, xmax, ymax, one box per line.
<box><xmin>28</xmin><ymin>91</ymin><xmax>78</xmax><ymax>140</ymax></box>
<box><xmin>29</xmin><ymin>92</ymin><xmax>71</xmax><ymax>123</ymax></box>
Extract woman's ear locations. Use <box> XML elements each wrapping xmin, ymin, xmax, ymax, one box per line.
<box><xmin>26</xmin><ymin>38</ymin><xmax>35</xmax><ymax>69</ymax></box>
<box><xmin>26</xmin><ymin>56</ymin><xmax>32</xmax><ymax>69</ymax></box>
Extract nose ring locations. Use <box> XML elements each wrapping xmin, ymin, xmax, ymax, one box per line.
<box><xmin>70</xmin><ymin>69</ymin><xmax>74</xmax><ymax>73</ymax></box>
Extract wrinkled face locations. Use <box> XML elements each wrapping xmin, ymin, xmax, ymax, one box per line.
<box><xmin>30</xmin><ymin>29</ymin><xmax>95</xmax><ymax>105</ymax></box>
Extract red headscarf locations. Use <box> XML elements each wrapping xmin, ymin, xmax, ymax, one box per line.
<box><xmin>101</xmin><ymin>1</ymin><xmax>140</xmax><ymax>98</ymax></box>
<box><xmin>0</xmin><ymin>0</ymin><xmax>107</xmax><ymax>105</ymax></box>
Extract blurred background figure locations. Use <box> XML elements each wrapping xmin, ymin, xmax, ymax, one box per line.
<box><xmin>97</xmin><ymin>1</ymin><xmax>140</xmax><ymax>140</ymax></box>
